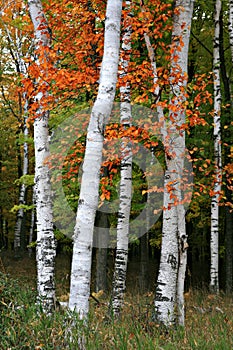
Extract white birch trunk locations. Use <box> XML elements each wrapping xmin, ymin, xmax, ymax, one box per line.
<box><xmin>154</xmin><ymin>0</ymin><xmax>194</xmax><ymax>326</ymax></box>
<box><xmin>228</xmin><ymin>0</ymin><xmax>233</xmax><ymax>63</ymax></box>
<box><xmin>4</xmin><ymin>23</ymin><xmax>30</xmax><ymax>253</ymax></box>
<box><xmin>28</xmin><ymin>186</ymin><xmax>35</xmax><ymax>257</ymax></box>
<box><xmin>69</xmin><ymin>0</ymin><xmax>123</xmax><ymax>318</ymax></box>
<box><xmin>14</xmin><ymin>114</ymin><xmax>29</xmax><ymax>253</ymax></box>
<box><xmin>111</xmin><ymin>1</ymin><xmax>132</xmax><ymax>317</ymax></box>
<box><xmin>175</xmin><ymin>0</ymin><xmax>194</xmax><ymax>326</ymax></box>
<box><xmin>154</xmin><ymin>174</ymin><xmax>179</xmax><ymax>325</ymax></box>
<box><xmin>225</xmin><ymin>206</ymin><xmax>233</xmax><ymax>294</ymax></box>
<box><xmin>210</xmin><ymin>0</ymin><xmax>222</xmax><ymax>294</ymax></box>
<box><xmin>28</xmin><ymin>0</ymin><xmax>56</xmax><ymax>313</ymax></box>
<box><xmin>225</xmin><ymin>0</ymin><xmax>233</xmax><ymax>296</ymax></box>
<box><xmin>143</xmin><ymin>6</ymin><xmax>178</xmax><ymax>326</ymax></box>
<box><xmin>34</xmin><ymin>113</ymin><xmax>56</xmax><ymax>313</ymax></box>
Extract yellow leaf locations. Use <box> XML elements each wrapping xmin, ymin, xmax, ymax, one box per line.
<box><xmin>92</xmin><ymin>290</ymin><xmax>104</xmax><ymax>298</ymax></box>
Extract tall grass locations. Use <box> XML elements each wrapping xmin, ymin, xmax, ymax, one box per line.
<box><xmin>0</xmin><ymin>272</ymin><xmax>232</xmax><ymax>349</ymax></box>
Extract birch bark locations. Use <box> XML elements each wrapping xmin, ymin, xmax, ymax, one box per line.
<box><xmin>27</xmin><ymin>0</ymin><xmax>56</xmax><ymax>313</ymax></box>
<box><xmin>210</xmin><ymin>0</ymin><xmax>222</xmax><ymax>294</ymax></box>
<box><xmin>225</xmin><ymin>202</ymin><xmax>233</xmax><ymax>294</ymax></box>
<box><xmin>229</xmin><ymin>0</ymin><xmax>233</xmax><ymax>63</ymax></box>
<box><xmin>14</xmin><ymin>129</ymin><xmax>29</xmax><ymax>251</ymax></box>
<box><xmin>154</xmin><ymin>0</ymin><xmax>194</xmax><ymax>326</ymax></box>
<box><xmin>224</xmin><ymin>0</ymin><xmax>233</xmax><ymax>295</ymax></box>
<box><xmin>110</xmin><ymin>1</ymin><xmax>132</xmax><ymax>317</ymax></box>
<box><xmin>28</xmin><ymin>186</ymin><xmax>35</xmax><ymax>257</ymax></box>
<box><xmin>13</xmin><ymin>50</ymin><xmax>29</xmax><ymax>253</ymax></box>
<box><xmin>13</xmin><ymin>115</ymin><xmax>29</xmax><ymax>253</ymax></box>
<box><xmin>69</xmin><ymin>0</ymin><xmax>122</xmax><ymax>318</ymax></box>
<box><xmin>2</xmin><ymin>22</ymin><xmax>29</xmax><ymax>253</ymax></box>
<box><xmin>175</xmin><ymin>0</ymin><xmax>194</xmax><ymax>326</ymax></box>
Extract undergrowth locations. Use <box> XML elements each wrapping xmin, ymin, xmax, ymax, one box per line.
<box><xmin>0</xmin><ymin>272</ymin><xmax>232</xmax><ymax>349</ymax></box>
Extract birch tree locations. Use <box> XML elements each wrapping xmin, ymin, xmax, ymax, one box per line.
<box><xmin>210</xmin><ymin>0</ymin><xmax>222</xmax><ymax>294</ymax></box>
<box><xmin>0</xmin><ymin>9</ymin><xmax>30</xmax><ymax>253</ymax></box>
<box><xmin>12</xmin><ymin>33</ymin><xmax>29</xmax><ymax>254</ymax></box>
<box><xmin>110</xmin><ymin>0</ymin><xmax>132</xmax><ymax>317</ymax></box>
<box><xmin>154</xmin><ymin>0</ymin><xmax>194</xmax><ymax>326</ymax></box>
<box><xmin>28</xmin><ymin>186</ymin><xmax>35</xmax><ymax>257</ymax></box>
<box><xmin>13</xmin><ymin>111</ymin><xmax>29</xmax><ymax>253</ymax></box>
<box><xmin>226</xmin><ymin>0</ymin><xmax>233</xmax><ymax>297</ymax></box>
<box><xmin>229</xmin><ymin>0</ymin><xmax>233</xmax><ymax>62</ymax></box>
<box><xmin>69</xmin><ymin>0</ymin><xmax>123</xmax><ymax>318</ymax></box>
<box><xmin>27</xmin><ymin>0</ymin><xmax>56</xmax><ymax>313</ymax></box>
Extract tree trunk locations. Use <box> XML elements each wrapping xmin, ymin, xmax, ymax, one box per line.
<box><xmin>34</xmin><ymin>114</ymin><xmax>56</xmax><ymax>313</ymax></box>
<box><xmin>95</xmin><ymin>247</ymin><xmax>108</xmax><ymax>292</ymax></box>
<box><xmin>139</xmin><ymin>233</ymin><xmax>149</xmax><ymax>292</ymax></box>
<box><xmin>154</xmin><ymin>0</ymin><xmax>194</xmax><ymax>326</ymax></box>
<box><xmin>228</xmin><ymin>0</ymin><xmax>233</xmax><ymax>64</ymax></box>
<box><xmin>69</xmin><ymin>0</ymin><xmax>123</xmax><ymax>318</ymax></box>
<box><xmin>225</xmin><ymin>205</ymin><xmax>233</xmax><ymax>294</ymax></box>
<box><xmin>210</xmin><ymin>0</ymin><xmax>222</xmax><ymax>294</ymax></box>
<box><xmin>28</xmin><ymin>186</ymin><xmax>36</xmax><ymax>257</ymax></box>
<box><xmin>94</xmin><ymin>209</ymin><xmax>109</xmax><ymax>292</ymax></box>
<box><xmin>14</xmin><ymin>114</ymin><xmax>29</xmax><ymax>255</ymax></box>
<box><xmin>4</xmin><ymin>27</ymin><xmax>31</xmax><ymax>255</ymax></box>
<box><xmin>28</xmin><ymin>0</ymin><xmax>56</xmax><ymax>313</ymax></box>
<box><xmin>154</xmin><ymin>179</ymin><xmax>179</xmax><ymax>325</ymax></box>
<box><xmin>219</xmin><ymin>7</ymin><xmax>232</xmax><ymax>295</ymax></box>
<box><xmin>110</xmin><ymin>0</ymin><xmax>132</xmax><ymax>318</ymax></box>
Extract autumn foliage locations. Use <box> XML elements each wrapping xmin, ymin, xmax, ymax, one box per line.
<box><xmin>1</xmin><ymin>0</ymin><xmax>233</xmax><ymax>229</ymax></box>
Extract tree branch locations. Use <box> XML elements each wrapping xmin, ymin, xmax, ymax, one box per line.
<box><xmin>1</xmin><ymin>86</ymin><xmax>20</xmax><ymax>120</ymax></box>
<box><xmin>191</xmin><ymin>30</ymin><xmax>213</xmax><ymax>56</ymax></box>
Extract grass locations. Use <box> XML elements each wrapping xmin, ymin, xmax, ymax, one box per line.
<box><xmin>0</xmin><ymin>269</ymin><xmax>232</xmax><ymax>350</ymax></box>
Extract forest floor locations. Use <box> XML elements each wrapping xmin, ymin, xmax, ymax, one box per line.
<box><xmin>0</xmin><ymin>251</ymin><xmax>233</xmax><ymax>349</ymax></box>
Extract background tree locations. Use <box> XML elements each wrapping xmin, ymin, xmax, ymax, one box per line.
<box><xmin>224</xmin><ymin>0</ymin><xmax>233</xmax><ymax>295</ymax></box>
<box><xmin>210</xmin><ymin>0</ymin><xmax>222</xmax><ymax>294</ymax></box>
<box><xmin>0</xmin><ymin>2</ymin><xmax>35</xmax><ymax>252</ymax></box>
